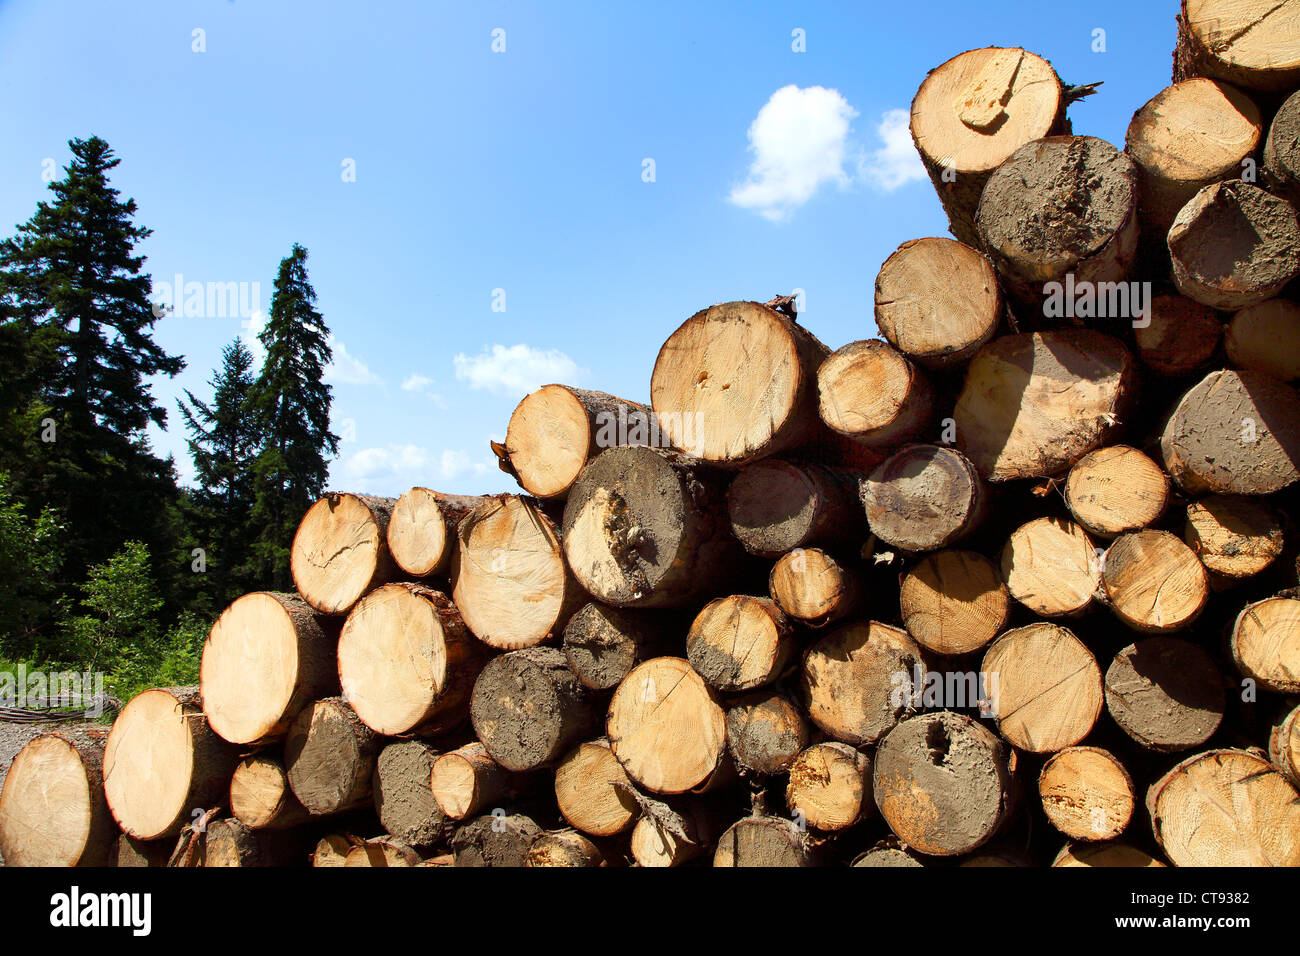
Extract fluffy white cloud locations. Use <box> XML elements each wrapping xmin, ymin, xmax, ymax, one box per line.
<box><xmin>453</xmin><ymin>344</ymin><xmax>582</xmax><ymax>397</ymax></box>
<box><xmin>728</xmin><ymin>85</ymin><xmax>858</xmax><ymax>221</ymax></box>
<box><xmin>401</xmin><ymin>373</ymin><xmax>447</xmax><ymax>407</ymax></box>
<box><xmin>339</xmin><ymin>444</ymin><xmax>489</xmax><ymax>487</ymax></box>
<box><xmin>326</xmin><ymin>337</ymin><xmax>384</xmax><ymax>386</ymax></box>
<box><xmin>859</xmin><ymin>108</ymin><xmax>927</xmax><ymax>192</ymax></box>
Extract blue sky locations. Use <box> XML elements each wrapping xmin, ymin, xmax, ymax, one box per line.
<box><xmin>0</xmin><ymin>0</ymin><xmax>1180</xmax><ymax>496</ymax></box>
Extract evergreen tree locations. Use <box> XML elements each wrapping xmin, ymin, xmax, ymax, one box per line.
<box><xmin>0</xmin><ymin>136</ymin><xmax>185</xmax><ymax>595</ymax></box>
<box><xmin>247</xmin><ymin>244</ymin><xmax>338</xmax><ymax>588</ymax></box>
<box><xmin>178</xmin><ymin>338</ymin><xmax>260</xmax><ymax>604</ymax></box>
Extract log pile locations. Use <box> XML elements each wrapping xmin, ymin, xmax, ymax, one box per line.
<box><xmin>4</xmin><ymin>0</ymin><xmax>1300</xmax><ymax>868</ymax></box>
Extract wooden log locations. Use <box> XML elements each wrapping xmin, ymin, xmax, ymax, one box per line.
<box><xmin>1232</xmin><ymin>596</ymin><xmax>1300</xmax><ymax>693</ymax></box>
<box><xmin>115</xmin><ymin>834</ymin><xmax>172</xmax><ymax>868</ymax></box>
<box><xmin>562</xmin><ymin>603</ymin><xmax>676</xmax><ymax>692</ymax></box>
<box><xmin>1037</xmin><ymin>746</ymin><xmax>1135</xmax><ymax>841</ymax></box>
<box><xmin>1174</xmin><ymin>0</ymin><xmax>1300</xmax><ymax>93</ymax></box>
<box><xmin>290</xmin><ymin>492</ymin><xmax>396</xmax><ymax>615</ymax></box>
<box><xmin>976</xmin><ymin>136</ymin><xmax>1140</xmax><ymax>308</ymax></box>
<box><xmin>648</xmin><ymin>299</ymin><xmax>830</xmax><ymax>466</ymax></box>
<box><xmin>982</xmin><ymin>623</ymin><xmax>1104</xmax><ymax>753</ymax></box>
<box><xmin>725</xmin><ymin>690</ymin><xmax>809</xmax><ymax>775</ymax></box>
<box><xmin>1001</xmin><ymin>517</ymin><xmax>1101</xmax><ymax>618</ymax></box>
<box><xmin>451</xmin><ymin>812</ymin><xmax>542</xmax><ymax>867</ymax></box>
<box><xmin>1125</xmin><ymin>78</ymin><xmax>1263</xmax><ymax>238</ymax></box>
<box><xmin>386</xmin><ymin>487</ymin><xmax>487</xmax><ymax>578</ymax></box>
<box><xmin>1226</xmin><ymin>299</ymin><xmax>1300</xmax><ymax>381</ymax></box>
<box><xmin>909</xmin><ymin>48</ymin><xmax>1067</xmax><ymax>248</ymax></box>
<box><xmin>1264</xmin><ymin>88</ymin><xmax>1300</xmax><ymax>204</ymax></box>
<box><xmin>343</xmin><ymin>837</ymin><xmax>422</xmax><ymax>867</ymax></box>
<box><xmin>204</xmin><ymin>818</ymin><xmax>301</xmax><ymax>868</ymax></box>
<box><xmin>874</xmin><ymin>237</ymin><xmax>1003</xmax><ymax>370</ymax></box>
<box><xmin>0</xmin><ymin>730</ymin><xmax>115</xmax><ymax>866</ymax></box>
<box><xmin>1269</xmin><ymin>702</ymin><xmax>1300</xmax><ymax>786</ymax></box>
<box><xmin>801</xmin><ymin>621</ymin><xmax>922</xmax><ymax>747</ymax></box>
<box><xmin>554</xmin><ymin>739</ymin><xmax>639</xmax><ymax>837</ymax></box>
<box><xmin>471</xmin><ymin>647</ymin><xmax>599</xmax><ymax>772</ymax></box>
<box><xmin>284</xmin><ymin>697</ymin><xmax>380</xmax><ymax>816</ymax></box>
<box><xmin>1132</xmin><ymin>294</ymin><xmax>1223</xmax><ymax>377</ymax></box>
<box><xmin>103</xmin><ymin>687</ymin><xmax>238</xmax><ymax>841</ymax></box>
<box><xmin>1105</xmin><ymin>637</ymin><xmax>1226</xmax><ymax>752</ymax></box>
<box><xmin>816</xmin><ymin>340</ymin><xmax>933</xmax><ymax>448</ymax></box>
<box><xmin>725</xmin><ymin>459</ymin><xmax>863</xmax><ymax>558</ymax></box>
<box><xmin>527</xmin><ymin>829</ymin><xmax>606</xmax><ymax>867</ymax></box>
<box><xmin>686</xmin><ymin>595</ymin><xmax>796</xmax><ymax>693</ymax></box>
<box><xmin>452</xmin><ymin>494</ymin><xmax>582</xmax><ymax>649</ymax></box>
<box><xmin>504</xmin><ymin>385</ymin><xmax>652</xmax><ymax>500</ymax></box>
<box><xmin>785</xmin><ymin>741</ymin><xmax>872</xmax><ymax>832</ymax></box>
<box><xmin>713</xmin><ymin>815</ymin><xmax>814</xmax><ymax>867</ymax></box>
<box><xmin>861</xmin><ymin>444</ymin><xmax>986</xmax><ymax>552</ymax></box>
<box><xmin>1160</xmin><ymin>368</ymin><xmax>1300</xmax><ymax>495</ymax></box>
<box><xmin>953</xmin><ymin>330</ymin><xmax>1137</xmax><ymax>481</ymax></box>
<box><xmin>1101</xmin><ymin>530</ymin><xmax>1210</xmax><ymax>632</ymax></box>
<box><xmin>606</xmin><ymin>657</ymin><xmax>727</xmax><ymax>794</ymax></box>
<box><xmin>900</xmin><ymin>549</ymin><xmax>1010</xmax><ymax>655</ymax></box>
<box><xmin>629</xmin><ymin>800</ymin><xmax>720</xmax><ymax>868</ymax></box>
<box><xmin>1052</xmin><ymin>842</ymin><xmax>1164</xmax><ymax>867</ymax></box>
<box><xmin>229</xmin><ymin>755</ymin><xmax>310</xmax><ymax>830</ymax></box>
<box><xmin>562</xmin><ymin>445</ymin><xmax>740</xmax><ymax>608</ymax></box>
<box><xmin>200</xmin><ymin>591</ymin><xmax>338</xmax><ymax>747</ymax></box>
<box><xmin>768</xmin><ymin>547</ymin><xmax>861</xmax><ymax>628</ymax></box>
<box><xmin>852</xmin><ymin>844</ymin><xmax>927</xmax><ymax>867</ymax></box>
<box><xmin>430</xmin><ymin>742</ymin><xmax>520</xmax><ymax>822</ymax></box>
<box><xmin>373</xmin><ymin>739</ymin><xmax>449</xmax><ymax>847</ymax></box>
<box><xmin>337</xmin><ymin>583</ymin><xmax>482</xmax><ymax>736</ymax></box>
<box><xmin>1148</xmin><ymin>748</ymin><xmax>1300</xmax><ymax>866</ymax></box>
<box><xmin>1064</xmin><ymin>446</ymin><xmax>1171</xmax><ymax>538</ymax></box>
<box><xmin>311</xmin><ymin>833</ymin><xmax>361</xmax><ymax>867</ymax></box>
<box><xmin>1169</xmin><ymin>181</ymin><xmax>1300</xmax><ymax>310</ymax></box>
<box><xmin>872</xmin><ymin>711</ymin><xmax>1014</xmax><ymax>857</ymax></box>
<box><xmin>1184</xmin><ymin>494</ymin><xmax>1284</xmax><ymax>581</ymax></box>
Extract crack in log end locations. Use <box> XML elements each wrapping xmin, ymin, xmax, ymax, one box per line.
<box><xmin>925</xmin><ymin>719</ymin><xmax>951</xmax><ymax>767</ymax></box>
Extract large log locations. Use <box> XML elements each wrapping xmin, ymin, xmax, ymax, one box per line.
<box><xmin>953</xmin><ymin>330</ymin><xmax>1137</xmax><ymax>481</ymax></box>
<box><xmin>337</xmin><ymin>583</ymin><xmax>482</xmax><ymax>736</ymax></box>
<box><xmin>801</xmin><ymin>621</ymin><xmax>922</xmax><ymax>747</ymax></box>
<box><xmin>290</xmin><ymin>493</ymin><xmax>396</xmax><ymax>615</ymax></box>
<box><xmin>0</xmin><ymin>730</ymin><xmax>115</xmax><ymax>867</ymax></box>
<box><xmin>1064</xmin><ymin>446</ymin><xmax>1171</xmax><ymax>537</ymax></box>
<box><xmin>386</xmin><ymin>488</ymin><xmax>487</xmax><ymax>578</ymax></box>
<box><xmin>562</xmin><ymin>445</ymin><xmax>741</xmax><ymax>608</ymax></box>
<box><xmin>861</xmin><ymin>444</ymin><xmax>986</xmax><ymax>552</ymax></box>
<box><xmin>1232</xmin><ymin>596</ymin><xmax>1300</xmax><ymax>693</ymax></box>
<box><xmin>1101</xmin><ymin>529</ymin><xmax>1210</xmax><ymax>631</ymax></box>
<box><xmin>1105</xmin><ymin>637</ymin><xmax>1226</xmax><ymax>751</ymax></box>
<box><xmin>504</xmin><ymin>385</ymin><xmax>653</xmax><ymax>499</ymax></box>
<box><xmin>452</xmin><ymin>494</ymin><xmax>582</xmax><ymax>649</ymax></box>
<box><xmin>201</xmin><ymin>591</ymin><xmax>338</xmax><ymax>747</ymax></box>
<box><xmin>1001</xmin><ymin>517</ymin><xmax>1101</xmax><ymax>618</ymax></box>
<box><xmin>900</xmin><ymin>549</ymin><xmax>1010</xmax><ymax>655</ymax></box>
<box><xmin>909</xmin><ymin>48</ymin><xmax>1068</xmax><ymax>248</ymax></box>
<box><xmin>1037</xmin><ymin>746</ymin><xmax>1135</xmax><ymax>842</ymax></box>
<box><xmin>1174</xmin><ymin>0</ymin><xmax>1300</xmax><ymax>93</ymax></box>
<box><xmin>649</xmin><ymin>299</ymin><xmax>830</xmax><ymax>466</ymax></box>
<box><xmin>816</xmin><ymin>340</ymin><xmax>934</xmax><ymax>448</ymax></box>
<box><xmin>686</xmin><ymin>595</ymin><xmax>796</xmax><ymax>693</ymax></box>
<box><xmin>103</xmin><ymin>687</ymin><xmax>238</xmax><ymax>841</ymax></box>
<box><xmin>284</xmin><ymin>697</ymin><xmax>380</xmax><ymax>816</ymax></box>
<box><xmin>768</xmin><ymin>547</ymin><xmax>861</xmax><ymax>628</ymax></box>
<box><xmin>725</xmin><ymin>459</ymin><xmax>863</xmax><ymax>558</ymax></box>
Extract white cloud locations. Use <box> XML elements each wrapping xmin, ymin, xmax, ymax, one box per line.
<box><xmin>728</xmin><ymin>85</ymin><xmax>858</xmax><ymax>221</ymax></box>
<box><xmin>401</xmin><ymin>373</ymin><xmax>448</xmax><ymax>407</ymax></box>
<box><xmin>453</xmin><ymin>344</ymin><xmax>582</xmax><ymax>397</ymax></box>
<box><xmin>860</xmin><ymin>108</ymin><xmax>927</xmax><ymax>192</ymax></box>
<box><xmin>326</xmin><ymin>336</ymin><xmax>384</xmax><ymax>387</ymax></box>
<box><xmin>340</xmin><ymin>444</ymin><xmax>490</xmax><ymax>487</ymax></box>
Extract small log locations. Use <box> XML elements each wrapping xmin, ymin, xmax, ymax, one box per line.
<box><xmin>527</xmin><ymin>829</ymin><xmax>606</xmax><ymax>867</ymax></box>
<box><xmin>470</xmin><ymin>647</ymin><xmax>599</xmax><ymax>772</ymax></box>
<box><xmin>562</xmin><ymin>602</ymin><xmax>674</xmax><ymax>691</ymax></box>
<box><xmin>1052</xmin><ymin>842</ymin><xmax>1164</xmax><ymax>867</ymax></box>
<box><xmin>554</xmin><ymin>739</ymin><xmax>639</xmax><ymax>837</ymax></box>
<box><xmin>725</xmin><ymin>459</ymin><xmax>864</xmax><ymax>558</ymax></box>
<box><xmin>874</xmin><ymin>237</ymin><xmax>1003</xmax><ymax>369</ymax></box>
<box><xmin>1184</xmin><ymin>494</ymin><xmax>1284</xmax><ymax>582</ymax></box>
<box><xmin>1037</xmin><ymin>746</ymin><xmax>1135</xmax><ymax>841</ymax></box>
<box><xmin>1168</xmin><ymin>180</ymin><xmax>1300</xmax><ymax>310</ymax></box>
<box><xmin>1001</xmin><ymin>517</ymin><xmax>1101</xmax><ymax>618</ymax></box>
<box><xmin>1269</xmin><ymin>703</ymin><xmax>1300</xmax><ymax>786</ymax></box>
<box><xmin>430</xmin><ymin>742</ymin><xmax>520</xmax><ymax>822</ymax></box>
<box><xmin>852</xmin><ymin>844</ymin><xmax>927</xmax><ymax>867</ymax></box>
<box><xmin>982</xmin><ymin>623</ymin><xmax>1104</xmax><ymax>753</ymax></box>
<box><xmin>386</xmin><ymin>487</ymin><xmax>487</xmax><ymax>578</ymax></box>
<box><xmin>801</xmin><ymin>621</ymin><xmax>923</xmax><ymax>747</ymax></box>
<box><xmin>768</xmin><ymin>547</ymin><xmax>861</xmax><ymax>628</ymax></box>
<box><xmin>686</xmin><ymin>595</ymin><xmax>796</xmax><ymax>693</ymax></box>
<box><xmin>900</xmin><ymin>549</ymin><xmax>1010</xmax><ymax>655</ymax></box>
<box><xmin>1264</xmin><ymin>88</ymin><xmax>1300</xmax><ymax>204</ymax></box>
<box><xmin>311</xmin><ymin>833</ymin><xmax>361</xmax><ymax>867</ymax></box>
<box><xmin>344</xmin><ymin>838</ymin><xmax>422</xmax><ymax>867</ymax></box>
<box><xmin>1232</xmin><ymin>596</ymin><xmax>1300</xmax><ymax>694</ymax></box>
<box><xmin>1148</xmin><ymin>748</ymin><xmax>1300</xmax><ymax>866</ymax></box>
<box><xmin>284</xmin><ymin>697</ymin><xmax>381</xmax><ymax>816</ymax></box>
<box><xmin>1132</xmin><ymin>294</ymin><xmax>1223</xmax><ymax>377</ymax></box>
<box><xmin>1105</xmin><ymin>637</ymin><xmax>1226</xmax><ymax>752</ymax></box>
<box><xmin>861</xmin><ymin>444</ymin><xmax>986</xmax><ymax>552</ymax></box>
<box><xmin>290</xmin><ymin>492</ymin><xmax>396</xmax><ymax>615</ymax></box>
<box><xmin>451</xmin><ymin>812</ymin><xmax>542</xmax><ymax>867</ymax></box>
<box><xmin>204</xmin><ymin>818</ymin><xmax>299</xmax><ymax>868</ymax></box>
<box><xmin>1226</xmin><ymin>299</ymin><xmax>1300</xmax><ymax>381</ymax></box>
<box><xmin>229</xmin><ymin>755</ymin><xmax>310</xmax><ymax>830</ymax></box>
<box><xmin>1064</xmin><ymin>446</ymin><xmax>1171</xmax><ymax>538</ymax></box>
<box><xmin>725</xmin><ymin>690</ymin><xmax>810</xmax><ymax>775</ymax></box>
<box><xmin>1101</xmin><ymin>530</ymin><xmax>1210</xmax><ymax>632</ymax></box>
<box><xmin>713</xmin><ymin>815</ymin><xmax>814</xmax><ymax>867</ymax></box>
<box><xmin>374</xmin><ymin>739</ymin><xmax>449</xmax><ymax>847</ymax></box>
<box><xmin>816</xmin><ymin>340</ymin><xmax>934</xmax><ymax>448</ymax></box>
<box><xmin>872</xmin><ymin>711</ymin><xmax>1014</xmax><ymax>857</ymax></box>
<box><xmin>505</xmin><ymin>385</ymin><xmax>652</xmax><ymax>499</ymax></box>
<box><xmin>629</xmin><ymin>800</ymin><xmax>720</xmax><ymax>868</ymax></box>
<box><xmin>785</xmin><ymin>742</ymin><xmax>872</xmax><ymax>832</ymax></box>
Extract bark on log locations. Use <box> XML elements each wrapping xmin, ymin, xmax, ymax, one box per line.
<box><xmin>1264</xmin><ymin>88</ymin><xmax>1300</xmax><ymax>203</ymax></box>
<box><xmin>1174</xmin><ymin>0</ymin><xmax>1300</xmax><ymax>93</ymax></box>
<box><xmin>561</xmin><ymin>602</ymin><xmax>676</xmax><ymax>691</ymax></box>
<box><xmin>386</xmin><ymin>488</ymin><xmax>487</xmax><ymax>578</ymax></box>
<box><xmin>725</xmin><ymin>459</ymin><xmax>864</xmax><ymax>558</ymax></box>
<box><xmin>505</xmin><ymin>385</ymin><xmax>653</xmax><ymax>499</ymax></box>
<box><xmin>1001</xmin><ymin>517</ymin><xmax>1101</xmax><ymax>618</ymax></box>
<box><xmin>801</xmin><ymin>621</ymin><xmax>923</xmax><ymax>747</ymax></box>
<box><xmin>1168</xmin><ymin>181</ymin><xmax>1300</xmax><ymax>310</ymax></box>
<box><xmin>374</xmin><ymin>739</ymin><xmax>449</xmax><ymax>847</ymax></box>
<box><xmin>874</xmin><ymin>237</ymin><xmax>1004</xmax><ymax>369</ymax></box>
<box><xmin>725</xmin><ymin>690</ymin><xmax>809</xmax><ymax>775</ymax></box>
<box><xmin>451</xmin><ymin>812</ymin><xmax>542</xmax><ymax>867</ymax></box>
<box><xmin>629</xmin><ymin>799</ymin><xmax>720</xmax><ymax>867</ymax></box>
<box><xmin>1101</xmin><ymin>529</ymin><xmax>1210</xmax><ymax>631</ymax></box>
<box><xmin>900</xmin><ymin>549</ymin><xmax>1010</xmax><ymax>655</ymax></box>
<box><xmin>284</xmin><ymin>697</ymin><xmax>380</xmax><ymax>816</ymax></box>
<box><xmin>785</xmin><ymin>741</ymin><xmax>872</xmax><ymax>832</ymax></box>
<box><xmin>713</xmin><ymin>815</ymin><xmax>815</xmax><ymax>867</ymax></box>
<box><xmin>103</xmin><ymin>687</ymin><xmax>238</xmax><ymax>841</ymax></box>
<box><xmin>553</xmin><ymin>738</ymin><xmax>640</xmax><ymax>836</ymax></box>
<box><xmin>861</xmin><ymin>444</ymin><xmax>986</xmax><ymax>551</ymax></box>
<box><xmin>1132</xmin><ymin>294</ymin><xmax>1223</xmax><ymax>377</ymax></box>
<box><xmin>1269</xmin><ymin>702</ymin><xmax>1300</xmax><ymax>786</ymax></box>
<box><xmin>816</xmin><ymin>340</ymin><xmax>934</xmax><ymax>448</ymax></box>
<box><xmin>909</xmin><ymin>48</ymin><xmax>1068</xmax><ymax>248</ymax></box>
<box><xmin>430</xmin><ymin>742</ymin><xmax>522</xmax><ymax>822</ymax></box>
<box><xmin>201</xmin><ymin>590</ymin><xmax>338</xmax><ymax>747</ymax></box>
<box><xmin>1232</xmin><ymin>596</ymin><xmax>1300</xmax><ymax>693</ymax></box>
<box><xmin>1037</xmin><ymin>746</ymin><xmax>1136</xmax><ymax>842</ymax></box>
<box><xmin>229</xmin><ymin>755</ymin><xmax>310</xmax><ymax>830</ymax></box>
<box><xmin>1105</xmin><ymin>637</ymin><xmax>1226</xmax><ymax>751</ymax></box>
<box><xmin>686</xmin><ymin>595</ymin><xmax>796</xmax><ymax>693</ymax></box>
<box><xmin>768</xmin><ymin>547</ymin><xmax>861</xmax><ymax>628</ymax></box>
<box><xmin>1185</xmin><ymin>495</ymin><xmax>1285</xmax><ymax>582</ymax></box>
<box><xmin>1226</xmin><ymin>299</ymin><xmax>1300</xmax><ymax>381</ymax></box>
<box><xmin>115</xmin><ymin>834</ymin><xmax>172</xmax><ymax>868</ymax></box>
<box><xmin>1065</xmin><ymin>446</ymin><xmax>1171</xmax><ymax>537</ymax></box>
<box><xmin>527</xmin><ymin>829</ymin><xmax>606</xmax><ymax>867</ymax></box>
<box><xmin>290</xmin><ymin>493</ymin><xmax>397</xmax><ymax>615</ymax></box>
<box><xmin>204</xmin><ymin>818</ymin><xmax>301</xmax><ymax>868</ymax></box>
<box><xmin>311</xmin><ymin>833</ymin><xmax>361</xmax><ymax>867</ymax></box>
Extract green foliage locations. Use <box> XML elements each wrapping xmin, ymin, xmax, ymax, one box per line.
<box><xmin>0</xmin><ymin>471</ymin><xmax>66</xmax><ymax>660</ymax></box>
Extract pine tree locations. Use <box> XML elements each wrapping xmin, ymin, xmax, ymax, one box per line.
<box><xmin>0</xmin><ymin>136</ymin><xmax>185</xmax><ymax>601</ymax></box>
<box><xmin>179</xmin><ymin>338</ymin><xmax>260</xmax><ymax>604</ymax></box>
<box><xmin>247</xmin><ymin>244</ymin><xmax>338</xmax><ymax>588</ymax></box>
